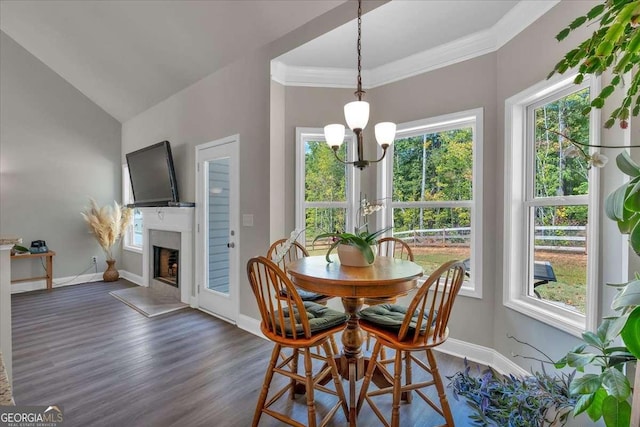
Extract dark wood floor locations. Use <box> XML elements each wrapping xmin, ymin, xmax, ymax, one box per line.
<box><xmin>12</xmin><ymin>281</ymin><xmax>479</xmax><ymax>426</ymax></box>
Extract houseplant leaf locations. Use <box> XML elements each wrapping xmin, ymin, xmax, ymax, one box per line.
<box><xmin>602</xmin><ymin>395</ymin><xmax>631</xmax><ymax>427</ymax></box>
<box><xmin>616</xmin><ymin>151</ymin><xmax>640</xmax><ymax>177</ymax></box>
<box><xmin>605</xmin><ymin>182</ymin><xmax>631</xmax><ymax>221</ymax></box>
<box><xmin>586</xmin><ymin>388</ymin><xmax>608</xmax><ymax>422</ymax></box>
<box><xmin>601</xmin><ymin>367</ymin><xmax>631</xmax><ymax>400</ymax></box>
<box><xmin>570</xmin><ymin>374</ymin><xmax>602</xmax><ymax>395</ymax></box>
<box><xmin>629</xmin><ymin>221</ymin><xmax>640</xmax><ymax>256</ymax></box>
<box><xmin>574</xmin><ymin>392</ymin><xmax>595</xmax><ymax>416</ymax></box>
<box><xmin>623</xmin><ymin>178</ymin><xmax>640</xmax><ymax>212</ymax></box>
<box><xmin>620</xmin><ymin>306</ymin><xmax>640</xmax><ymax>359</ymax></box>
<box><xmin>567</xmin><ymin>352</ymin><xmax>596</xmax><ymax>368</ymax></box>
<box><xmin>582</xmin><ymin>330</ymin><xmax>604</xmax><ymax>348</ymax></box>
<box><xmin>612</xmin><ymin>280</ymin><xmax>640</xmax><ymax>310</ymax></box>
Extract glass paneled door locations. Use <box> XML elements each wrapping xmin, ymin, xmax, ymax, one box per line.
<box><xmin>196</xmin><ymin>136</ymin><xmax>239</xmax><ymax>323</ymax></box>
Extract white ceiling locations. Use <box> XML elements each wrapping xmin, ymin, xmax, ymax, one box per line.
<box><xmin>1</xmin><ymin>0</ymin><xmax>557</xmax><ymax>124</ymax></box>
<box><xmin>277</xmin><ymin>0</ymin><xmax>519</xmax><ymax>70</ymax></box>
<box><xmin>0</xmin><ymin>0</ymin><xmax>346</xmax><ymax>122</ymax></box>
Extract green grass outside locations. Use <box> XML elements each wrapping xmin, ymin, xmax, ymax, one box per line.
<box><xmin>411</xmin><ymin>247</ymin><xmax>586</xmax><ymax>313</ymax></box>
<box><xmin>306</xmin><ymin>243</ymin><xmax>587</xmax><ymax>313</ymax></box>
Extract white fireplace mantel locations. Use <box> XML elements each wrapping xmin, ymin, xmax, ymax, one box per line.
<box><xmin>140</xmin><ymin>207</ymin><xmax>194</xmax><ymax>304</ymax></box>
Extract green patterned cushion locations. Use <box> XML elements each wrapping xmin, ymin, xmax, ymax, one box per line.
<box><xmin>274</xmin><ymin>302</ymin><xmax>347</xmax><ymax>337</ymax></box>
<box><xmin>359</xmin><ymin>304</ymin><xmax>436</xmax><ymax>334</ymax></box>
<box><xmin>280</xmin><ymin>288</ymin><xmax>329</xmax><ymax>302</ymax></box>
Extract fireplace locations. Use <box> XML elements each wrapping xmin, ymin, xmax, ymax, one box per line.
<box><xmin>153</xmin><ymin>246</ymin><xmax>179</xmax><ymax>288</ymax></box>
<box><xmin>141</xmin><ymin>207</ymin><xmax>194</xmax><ymax>305</ymax></box>
<box><xmin>148</xmin><ymin>229</ymin><xmax>181</xmax><ymax>300</ymax></box>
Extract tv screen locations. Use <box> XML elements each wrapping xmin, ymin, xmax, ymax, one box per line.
<box><xmin>126</xmin><ymin>141</ymin><xmax>179</xmax><ymax>207</ymax></box>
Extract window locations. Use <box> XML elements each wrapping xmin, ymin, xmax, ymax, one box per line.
<box><xmin>122</xmin><ymin>165</ymin><xmax>143</xmax><ymax>253</ymax></box>
<box><xmin>378</xmin><ymin>109</ymin><xmax>483</xmax><ymax>298</ymax></box>
<box><xmin>295</xmin><ymin>128</ymin><xmax>358</xmax><ymax>253</ymax></box>
<box><xmin>504</xmin><ymin>74</ymin><xmax>600</xmax><ymax>335</ymax></box>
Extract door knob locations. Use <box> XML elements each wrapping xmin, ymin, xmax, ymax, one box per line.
<box><xmin>227</xmin><ymin>242</ymin><xmax>235</xmax><ymax>248</ymax></box>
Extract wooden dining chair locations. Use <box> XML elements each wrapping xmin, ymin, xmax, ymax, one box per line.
<box><xmin>364</xmin><ymin>237</ymin><xmax>414</xmax><ymax>306</ymax></box>
<box><xmin>356</xmin><ymin>260</ymin><xmax>466</xmax><ymax>427</ymax></box>
<box><xmin>364</xmin><ymin>237</ymin><xmax>415</xmax><ymax>354</ymax></box>
<box><xmin>247</xmin><ymin>256</ymin><xmax>349</xmax><ymax>427</ymax></box>
<box><xmin>267</xmin><ymin>238</ymin><xmax>332</xmax><ymax>304</ymax></box>
<box><xmin>267</xmin><ymin>238</ymin><xmax>338</xmax><ymax>354</ymax></box>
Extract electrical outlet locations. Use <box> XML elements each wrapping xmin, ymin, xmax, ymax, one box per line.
<box><xmin>91</xmin><ymin>256</ymin><xmax>97</xmax><ymax>264</ymax></box>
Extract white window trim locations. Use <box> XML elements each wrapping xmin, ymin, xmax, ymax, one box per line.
<box><xmin>295</xmin><ymin>127</ymin><xmax>359</xmax><ymax>243</ymax></box>
<box><xmin>122</xmin><ymin>164</ymin><xmax>143</xmax><ymax>254</ymax></box>
<box><xmin>377</xmin><ymin>108</ymin><xmax>484</xmax><ymax>299</ymax></box>
<box><xmin>504</xmin><ymin>73</ymin><xmax>600</xmax><ymax>337</ymax></box>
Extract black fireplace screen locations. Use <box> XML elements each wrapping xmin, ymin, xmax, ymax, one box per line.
<box><xmin>153</xmin><ymin>246</ymin><xmax>179</xmax><ymax>287</ymax></box>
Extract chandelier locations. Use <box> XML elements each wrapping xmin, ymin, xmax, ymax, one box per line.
<box><xmin>324</xmin><ymin>0</ymin><xmax>396</xmax><ymax>170</ymax></box>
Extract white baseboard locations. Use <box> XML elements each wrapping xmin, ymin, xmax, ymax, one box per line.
<box><xmin>11</xmin><ymin>272</ymin><xmax>103</xmax><ymax>293</ymax></box>
<box><xmin>237</xmin><ymin>314</ymin><xmax>266</xmax><ymax>340</ymax></box>
<box><xmin>233</xmin><ymin>315</ymin><xmax>527</xmax><ymax>376</ymax></box>
<box><xmin>119</xmin><ymin>270</ymin><xmax>144</xmax><ymax>286</ymax></box>
<box><xmin>434</xmin><ymin>337</ymin><xmax>529</xmax><ymax>376</ymax></box>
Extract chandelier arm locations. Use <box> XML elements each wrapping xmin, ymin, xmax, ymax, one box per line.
<box><xmin>331</xmin><ymin>147</ymin><xmax>352</xmax><ymax>165</ymax></box>
<box><xmin>369</xmin><ymin>145</ymin><xmax>390</xmax><ymax>164</ymax></box>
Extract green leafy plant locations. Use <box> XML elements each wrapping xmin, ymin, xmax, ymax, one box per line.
<box><xmin>554</xmin><ymin>319</ymin><xmax>635</xmax><ymax>426</ymax></box>
<box><xmin>550</xmin><ymin>1</ymin><xmax>640</xmax><ymax>423</ymax></box>
<box><xmin>312</xmin><ymin>196</ymin><xmax>390</xmax><ymax>263</ymax></box>
<box><xmin>449</xmin><ymin>359</ymin><xmax>577</xmax><ymax>427</ymax></box>
<box><xmin>312</xmin><ymin>228</ymin><xmax>389</xmax><ymax>264</ymax></box>
<box><xmin>549</xmin><ymin>0</ymin><xmax>640</xmax><ymax>129</ymax></box>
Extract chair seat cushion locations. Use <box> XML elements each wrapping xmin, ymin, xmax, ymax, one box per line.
<box><xmin>289</xmin><ymin>288</ymin><xmax>329</xmax><ymax>302</ymax></box>
<box><xmin>275</xmin><ymin>302</ymin><xmax>347</xmax><ymax>337</ymax></box>
<box><xmin>359</xmin><ymin>304</ymin><xmax>436</xmax><ymax>334</ymax></box>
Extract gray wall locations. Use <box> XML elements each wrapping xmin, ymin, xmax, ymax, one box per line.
<box><xmin>121</xmin><ymin>1</ymin><xmax>367</xmax><ymax>320</ymax></box>
<box><xmin>117</xmin><ymin>0</ymin><xmax>623</xmax><ymax>377</ymax></box>
<box><xmin>282</xmin><ymin>54</ymin><xmax>497</xmax><ymax>348</ymax></box>
<box><xmin>283</xmin><ymin>85</ymin><xmax>362</xmax><ymax>232</ymax></box>
<box><xmin>371</xmin><ymin>53</ymin><xmax>498</xmax><ymax>348</ymax></box>
<box><xmin>494</xmin><ymin>0</ymin><xmax>603</xmax><ymax>365</ymax></box>
<box><xmin>281</xmin><ymin>0</ymin><xmax>626</xmax><ymax>370</ymax></box>
<box><xmin>0</xmin><ymin>31</ymin><xmax>122</xmax><ymax>281</ymax></box>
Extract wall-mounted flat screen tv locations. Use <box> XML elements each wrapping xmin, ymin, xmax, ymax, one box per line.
<box><xmin>126</xmin><ymin>141</ymin><xmax>179</xmax><ymax>207</ymax></box>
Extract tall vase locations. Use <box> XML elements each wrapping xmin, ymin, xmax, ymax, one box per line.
<box><xmin>103</xmin><ymin>259</ymin><xmax>119</xmax><ymax>282</ymax></box>
<box><xmin>337</xmin><ymin>244</ymin><xmax>375</xmax><ymax>267</ymax></box>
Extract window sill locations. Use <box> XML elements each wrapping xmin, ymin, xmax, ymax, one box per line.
<box><xmin>123</xmin><ymin>245</ymin><xmax>143</xmax><ymax>255</ymax></box>
<box><xmin>504</xmin><ymin>297</ymin><xmax>585</xmax><ymax>338</ymax></box>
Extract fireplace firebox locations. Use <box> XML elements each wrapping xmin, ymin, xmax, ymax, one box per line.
<box><xmin>153</xmin><ymin>246</ymin><xmax>179</xmax><ymax>288</ymax></box>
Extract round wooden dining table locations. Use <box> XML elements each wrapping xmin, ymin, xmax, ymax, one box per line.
<box><xmin>287</xmin><ymin>255</ymin><xmax>424</xmax><ymax>427</ymax></box>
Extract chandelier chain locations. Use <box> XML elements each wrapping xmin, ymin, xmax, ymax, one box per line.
<box><xmin>356</xmin><ymin>0</ymin><xmax>364</xmax><ymax>100</ymax></box>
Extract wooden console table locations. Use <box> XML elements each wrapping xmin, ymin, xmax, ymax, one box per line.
<box><xmin>11</xmin><ymin>251</ymin><xmax>56</xmax><ymax>290</ymax></box>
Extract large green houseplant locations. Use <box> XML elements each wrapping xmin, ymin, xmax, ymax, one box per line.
<box><xmin>548</xmin><ymin>1</ymin><xmax>640</xmax><ymax>425</ymax></box>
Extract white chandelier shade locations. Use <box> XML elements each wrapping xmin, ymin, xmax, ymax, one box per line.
<box><xmin>344</xmin><ymin>101</ymin><xmax>370</xmax><ymax>130</ymax></box>
<box><xmin>324</xmin><ymin>124</ymin><xmax>346</xmax><ymax>148</ymax></box>
<box><xmin>374</xmin><ymin>122</ymin><xmax>397</xmax><ymax>146</ymax></box>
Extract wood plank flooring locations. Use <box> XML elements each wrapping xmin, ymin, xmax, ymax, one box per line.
<box><xmin>12</xmin><ymin>281</ymin><xmax>480</xmax><ymax>426</ymax></box>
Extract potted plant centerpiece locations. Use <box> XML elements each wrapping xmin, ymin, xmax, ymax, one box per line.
<box><xmin>81</xmin><ymin>199</ymin><xmax>132</xmax><ymax>282</ymax></box>
<box><xmin>313</xmin><ymin>198</ymin><xmax>389</xmax><ymax>267</ymax></box>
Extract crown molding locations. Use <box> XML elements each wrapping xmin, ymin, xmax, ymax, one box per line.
<box><xmin>273</xmin><ymin>0</ymin><xmax>560</xmax><ymax>88</ymax></box>
<box><xmin>367</xmin><ymin>28</ymin><xmax>496</xmax><ymax>88</ymax></box>
<box><xmin>494</xmin><ymin>0</ymin><xmax>560</xmax><ymax>49</ymax></box>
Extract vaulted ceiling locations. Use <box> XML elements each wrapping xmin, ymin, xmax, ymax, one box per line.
<box><xmin>0</xmin><ymin>0</ymin><xmax>559</xmax><ymax>123</ymax></box>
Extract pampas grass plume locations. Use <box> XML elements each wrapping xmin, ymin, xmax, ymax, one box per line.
<box><xmin>81</xmin><ymin>199</ymin><xmax>133</xmax><ymax>260</ymax></box>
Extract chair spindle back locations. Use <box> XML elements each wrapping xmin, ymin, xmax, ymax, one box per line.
<box><xmin>377</xmin><ymin>237</ymin><xmax>414</xmax><ymax>261</ymax></box>
<box><xmin>397</xmin><ymin>260</ymin><xmax>465</xmax><ymax>346</ymax></box>
<box><xmin>247</xmin><ymin>256</ymin><xmax>312</xmax><ymax>340</ymax></box>
<box><xmin>267</xmin><ymin>238</ymin><xmax>309</xmax><ymax>272</ymax></box>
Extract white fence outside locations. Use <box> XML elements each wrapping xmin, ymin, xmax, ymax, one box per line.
<box><xmin>394</xmin><ymin>225</ymin><xmax>587</xmax><ymax>253</ymax></box>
